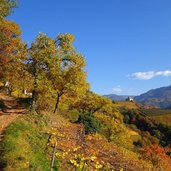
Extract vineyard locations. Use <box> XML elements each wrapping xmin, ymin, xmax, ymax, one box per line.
<box><xmin>0</xmin><ymin>109</ymin><xmax>153</xmax><ymax>171</ymax></box>
<box><xmin>143</xmin><ymin>108</ymin><xmax>171</xmax><ymax>126</ymax></box>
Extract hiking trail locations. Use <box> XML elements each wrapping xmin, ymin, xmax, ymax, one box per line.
<box><xmin>0</xmin><ymin>93</ymin><xmax>27</xmax><ymax>141</ymax></box>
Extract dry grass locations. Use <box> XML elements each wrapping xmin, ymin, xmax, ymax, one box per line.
<box><xmin>114</xmin><ymin>101</ymin><xmax>139</xmax><ymax>109</ymax></box>
<box><xmin>151</xmin><ymin>114</ymin><xmax>171</xmax><ymax>126</ymax></box>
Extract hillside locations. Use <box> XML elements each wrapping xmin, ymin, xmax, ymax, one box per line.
<box><xmin>1</xmin><ymin>1</ymin><xmax>171</xmax><ymax>170</ymax></box>
<box><xmin>135</xmin><ymin>85</ymin><xmax>171</xmax><ymax>108</ymax></box>
<box><xmin>143</xmin><ymin>108</ymin><xmax>171</xmax><ymax>126</ymax></box>
<box><xmin>1</xmin><ymin>93</ymin><xmax>171</xmax><ymax>170</ymax></box>
<box><xmin>113</xmin><ymin>101</ymin><xmax>139</xmax><ymax>109</ymax></box>
<box><xmin>0</xmin><ymin>94</ymin><xmax>153</xmax><ymax>171</ymax></box>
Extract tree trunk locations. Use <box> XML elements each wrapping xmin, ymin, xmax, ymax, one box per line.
<box><xmin>53</xmin><ymin>93</ymin><xmax>60</xmax><ymax>114</ymax></box>
<box><xmin>31</xmin><ymin>64</ymin><xmax>38</xmax><ymax>112</ymax></box>
<box><xmin>31</xmin><ymin>90</ymin><xmax>37</xmax><ymax>112</ymax></box>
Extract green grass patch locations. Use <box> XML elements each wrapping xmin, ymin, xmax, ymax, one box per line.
<box><xmin>0</xmin><ymin>113</ymin><xmax>51</xmax><ymax>171</ymax></box>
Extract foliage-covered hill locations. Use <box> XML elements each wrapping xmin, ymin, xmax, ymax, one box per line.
<box><xmin>1</xmin><ymin>1</ymin><xmax>171</xmax><ymax>170</ymax></box>
<box><xmin>1</xmin><ymin>95</ymin><xmax>171</xmax><ymax>170</ymax></box>
<box><xmin>135</xmin><ymin>85</ymin><xmax>171</xmax><ymax>108</ymax></box>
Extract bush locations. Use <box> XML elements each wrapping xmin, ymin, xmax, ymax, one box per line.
<box><xmin>140</xmin><ymin>144</ymin><xmax>171</xmax><ymax>170</ymax></box>
<box><xmin>67</xmin><ymin>109</ymin><xmax>80</xmax><ymax>122</ymax></box>
<box><xmin>77</xmin><ymin>113</ymin><xmax>101</xmax><ymax>134</ymax></box>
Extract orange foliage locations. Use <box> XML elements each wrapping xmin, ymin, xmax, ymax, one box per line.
<box><xmin>140</xmin><ymin>144</ymin><xmax>171</xmax><ymax>171</ymax></box>
<box><xmin>0</xmin><ymin>19</ymin><xmax>21</xmax><ymax>77</ymax></box>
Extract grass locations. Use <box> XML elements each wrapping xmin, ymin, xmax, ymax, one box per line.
<box><xmin>143</xmin><ymin>108</ymin><xmax>171</xmax><ymax>116</ymax></box>
<box><xmin>151</xmin><ymin>115</ymin><xmax>171</xmax><ymax>126</ymax></box>
<box><xmin>0</xmin><ymin>112</ymin><xmax>53</xmax><ymax>171</ymax></box>
<box><xmin>114</xmin><ymin>101</ymin><xmax>139</xmax><ymax>109</ymax></box>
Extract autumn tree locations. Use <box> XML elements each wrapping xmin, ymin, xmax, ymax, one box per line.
<box><xmin>4</xmin><ymin>41</ymin><xmax>31</xmax><ymax>95</ymax></box>
<box><xmin>0</xmin><ymin>0</ymin><xmax>19</xmax><ymax>80</ymax></box>
<box><xmin>52</xmin><ymin>33</ymin><xmax>87</xmax><ymax>113</ymax></box>
<box><xmin>72</xmin><ymin>91</ymin><xmax>114</xmax><ymax>114</ymax></box>
<box><xmin>0</xmin><ymin>0</ymin><xmax>18</xmax><ymax>20</ymax></box>
<box><xmin>0</xmin><ymin>0</ymin><xmax>21</xmax><ymax>80</ymax></box>
<box><xmin>28</xmin><ymin>33</ymin><xmax>57</xmax><ymax>110</ymax></box>
<box><xmin>27</xmin><ymin>33</ymin><xmax>87</xmax><ymax>112</ymax></box>
<box><xmin>0</xmin><ymin>19</ymin><xmax>27</xmax><ymax>87</ymax></box>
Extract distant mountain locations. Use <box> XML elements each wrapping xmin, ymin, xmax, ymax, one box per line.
<box><xmin>135</xmin><ymin>85</ymin><xmax>171</xmax><ymax>109</ymax></box>
<box><xmin>105</xmin><ymin>85</ymin><xmax>171</xmax><ymax>109</ymax></box>
<box><xmin>104</xmin><ymin>94</ymin><xmax>134</xmax><ymax>101</ymax></box>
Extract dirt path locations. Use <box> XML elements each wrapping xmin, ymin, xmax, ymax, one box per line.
<box><xmin>0</xmin><ymin>93</ymin><xmax>27</xmax><ymax>141</ymax></box>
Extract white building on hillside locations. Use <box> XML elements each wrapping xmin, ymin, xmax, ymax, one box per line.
<box><xmin>125</xmin><ymin>97</ymin><xmax>134</xmax><ymax>102</ymax></box>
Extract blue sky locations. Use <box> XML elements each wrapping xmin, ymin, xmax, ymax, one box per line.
<box><xmin>8</xmin><ymin>0</ymin><xmax>171</xmax><ymax>95</ymax></box>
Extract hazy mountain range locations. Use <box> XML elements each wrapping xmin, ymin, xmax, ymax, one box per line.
<box><xmin>104</xmin><ymin>94</ymin><xmax>134</xmax><ymax>101</ymax></box>
<box><xmin>105</xmin><ymin>85</ymin><xmax>171</xmax><ymax>109</ymax></box>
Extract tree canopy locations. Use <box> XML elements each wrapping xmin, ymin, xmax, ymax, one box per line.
<box><xmin>0</xmin><ymin>0</ymin><xmax>18</xmax><ymax>19</ymax></box>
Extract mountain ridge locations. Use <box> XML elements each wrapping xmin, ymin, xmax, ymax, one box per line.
<box><xmin>134</xmin><ymin>85</ymin><xmax>171</xmax><ymax>108</ymax></box>
<box><xmin>105</xmin><ymin>85</ymin><xmax>171</xmax><ymax>109</ymax></box>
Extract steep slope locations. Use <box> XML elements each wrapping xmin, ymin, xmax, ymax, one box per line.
<box><xmin>135</xmin><ymin>85</ymin><xmax>171</xmax><ymax>108</ymax></box>
<box><xmin>0</xmin><ymin>111</ymin><xmax>153</xmax><ymax>171</ymax></box>
<box><xmin>1</xmin><ymin>93</ymin><xmax>171</xmax><ymax>171</ymax></box>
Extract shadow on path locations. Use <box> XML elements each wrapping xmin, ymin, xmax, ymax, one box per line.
<box><xmin>0</xmin><ymin>93</ymin><xmax>28</xmax><ymax>141</ymax></box>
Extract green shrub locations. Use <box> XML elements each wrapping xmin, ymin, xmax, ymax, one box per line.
<box><xmin>77</xmin><ymin>113</ymin><xmax>101</xmax><ymax>134</ymax></box>
<box><xmin>67</xmin><ymin>109</ymin><xmax>80</xmax><ymax>122</ymax></box>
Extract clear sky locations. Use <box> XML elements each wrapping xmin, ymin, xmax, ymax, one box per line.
<box><xmin>8</xmin><ymin>0</ymin><xmax>171</xmax><ymax>95</ymax></box>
